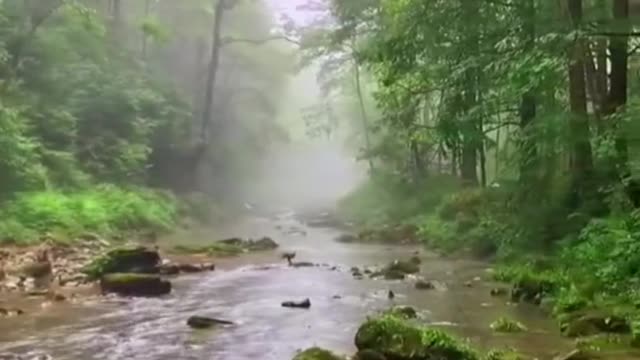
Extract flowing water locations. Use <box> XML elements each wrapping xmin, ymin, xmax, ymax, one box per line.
<box><xmin>0</xmin><ymin>210</ymin><xmax>623</xmax><ymax>359</ymax></box>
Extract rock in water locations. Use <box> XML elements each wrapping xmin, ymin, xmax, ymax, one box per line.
<box><xmin>100</xmin><ymin>273</ymin><xmax>171</xmax><ymax>297</ymax></box>
<box><xmin>187</xmin><ymin>316</ymin><xmax>233</xmax><ymax>329</ymax></box>
<box><xmin>415</xmin><ymin>280</ymin><xmax>435</xmax><ymax>290</ymax></box>
<box><xmin>282</xmin><ymin>298</ymin><xmax>311</xmax><ymax>309</ymax></box>
<box><xmin>84</xmin><ymin>247</ymin><xmax>160</xmax><ymax>279</ymax></box>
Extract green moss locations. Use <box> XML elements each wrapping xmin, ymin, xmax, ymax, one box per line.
<box><xmin>355</xmin><ymin>315</ymin><xmax>479</xmax><ymax>360</ymax></box>
<box><xmin>292</xmin><ymin>347</ymin><xmax>344</xmax><ymax>360</ymax></box>
<box><xmin>490</xmin><ymin>317</ymin><xmax>528</xmax><ymax>333</ymax></box>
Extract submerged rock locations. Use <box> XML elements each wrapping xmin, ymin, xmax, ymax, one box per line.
<box><xmin>187</xmin><ymin>316</ymin><xmax>233</xmax><ymax>329</ymax></box>
<box><xmin>84</xmin><ymin>247</ymin><xmax>160</xmax><ymax>279</ymax></box>
<box><xmin>100</xmin><ymin>273</ymin><xmax>171</xmax><ymax>297</ymax></box>
<box><xmin>282</xmin><ymin>298</ymin><xmax>311</xmax><ymax>309</ymax></box>
<box><xmin>293</xmin><ymin>347</ymin><xmax>344</xmax><ymax>360</ymax></box>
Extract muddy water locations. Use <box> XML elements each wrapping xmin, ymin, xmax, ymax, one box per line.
<box><xmin>0</xmin><ymin>211</ymin><xmax>581</xmax><ymax>359</ymax></box>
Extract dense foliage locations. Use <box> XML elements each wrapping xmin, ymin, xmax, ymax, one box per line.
<box><xmin>0</xmin><ymin>0</ymin><xmax>293</xmax><ymax>241</ymax></box>
<box><xmin>319</xmin><ymin>0</ymin><xmax>640</xmax><ymax>345</ymax></box>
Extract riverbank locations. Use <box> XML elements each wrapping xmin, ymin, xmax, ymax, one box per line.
<box><xmin>336</xmin><ymin>175</ymin><xmax>640</xmax><ymax>358</ymax></box>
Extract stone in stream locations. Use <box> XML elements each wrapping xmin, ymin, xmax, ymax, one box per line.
<box><xmin>415</xmin><ymin>280</ymin><xmax>435</xmax><ymax>290</ymax></box>
<box><xmin>282</xmin><ymin>298</ymin><xmax>311</xmax><ymax>309</ymax></box>
<box><xmin>100</xmin><ymin>273</ymin><xmax>171</xmax><ymax>297</ymax></box>
<box><xmin>560</xmin><ymin>309</ymin><xmax>629</xmax><ymax>337</ymax></box>
<box><xmin>187</xmin><ymin>316</ymin><xmax>234</xmax><ymax>329</ymax></box>
<box><xmin>553</xmin><ymin>349</ymin><xmax>591</xmax><ymax>360</ymax></box>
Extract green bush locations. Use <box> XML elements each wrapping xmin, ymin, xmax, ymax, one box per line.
<box><xmin>0</xmin><ymin>185</ymin><xmax>177</xmax><ymax>244</ymax></box>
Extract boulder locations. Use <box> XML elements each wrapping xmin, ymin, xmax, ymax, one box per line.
<box><xmin>100</xmin><ymin>273</ymin><xmax>171</xmax><ymax>297</ymax></box>
<box><xmin>84</xmin><ymin>247</ymin><xmax>160</xmax><ymax>279</ymax></box>
<box><xmin>355</xmin><ymin>315</ymin><xmax>478</xmax><ymax>360</ymax></box>
<box><xmin>292</xmin><ymin>347</ymin><xmax>344</xmax><ymax>360</ymax></box>
<box><xmin>282</xmin><ymin>298</ymin><xmax>311</xmax><ymax>309</ymax></box>
<box><xmin>187</xmin><ymin>316</ymin><xmax>233</xmax><ymax>329</ymax></box>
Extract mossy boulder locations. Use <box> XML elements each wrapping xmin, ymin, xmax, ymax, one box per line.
<box><xmin>355</xmin><ymin>315</ymin><xmax>479</xmax><ymax>360</ymax></box>
<box><xmin>489</xmin><ymin>317</ymin><xmax>528</xmax><ymax>333</ymax></box>
<box><xmin>560</xmin><ymin>310</ymin><xmax>630</xmax><ymax>338</ymax></box>
<box><xmin>84</xmin><ymin>247</ymin><xmax>160</xmax><ymax>279</ymax></box>
<box><xmin>292</xmin><ymin>347</ymin><xmax>344</xmax><ymax>360</ymax></box>
<box><xmin>247</xmin><ymin>237</ymin><xmax>279</xmax><ymax>251</ymax></box>
<box><xmin>100</xmin><ymin>273</ymin><xmax>171</xmax><ymax>297</ymax></box>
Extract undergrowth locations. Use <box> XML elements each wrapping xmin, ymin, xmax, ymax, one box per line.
<box><xmin>0</xmin><ymin>185</ymin><xmax>178</xmax><ymax>244</ymax></box>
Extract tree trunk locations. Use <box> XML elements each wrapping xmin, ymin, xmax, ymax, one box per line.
<box><xmin>353</xmin><ymin>55</ymin><xmax>375</xmax><ymax>173</ymax></box>
<box><xmin>111</xmin><ymin>0</ymin><xmax>122</xmax><ymax>42</ymax></box>
<box><xmin>141</xmin><ymin>0</ymin><xmax>151</xmax><ymax>59</ymax></box>
<box><xmin>518</xmin><ymin>0</ymin><xmax>537</xmax><ymax>183</ymax></box>
<box><xmin>200</xmin><ymin>0</ymin><xmax>227</xmax><ymax>145</ymax></box>
<box><xmin>607</xmin><ymin>0</ymin><xmax>629</xmax><ymax>163</ymax></box>
<box><xmin>567</xmin><ymin>0</ymin><xmax>594</xmax><ymax>207</ymax></box>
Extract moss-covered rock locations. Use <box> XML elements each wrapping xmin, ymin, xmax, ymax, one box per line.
<box><xmin>292</xmin><ymin>347</ymin><xmax>344</xmax><ymax>360</ymax></box>
<box><xmin>84</xmin><ymin>247</ymin><xmax>160</xmax><ymax>279</ymax></box>
<box><xmin>100</xmin><ymin>273</ymin><xmax>171</xmax><ymax>297</ymax></box>
<box><xmin>355</xmin><ymin>315</ymin><xmax>479</xmax><ymax>360</ymax></box>
<box><xmin>489</xmin><ymin>317</ymin><xmax>528</xmax><ymax>333</ymax></box>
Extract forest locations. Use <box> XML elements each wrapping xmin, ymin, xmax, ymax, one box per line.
<box><xmin>0</xmin><ymin>0</ymin><xmax>294</xmax><ymax>241</ymax></box>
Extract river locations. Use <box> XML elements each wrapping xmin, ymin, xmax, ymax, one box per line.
<box><xmin>0</xmin><ymin>209</ymin><xmax>590</xmax><ymax>359</ymax></box>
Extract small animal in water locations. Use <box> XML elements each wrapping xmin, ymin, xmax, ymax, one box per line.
<box><xmin>281</xmin><ymin>252</ymin><xmax>296</xmax><ymax>266</ymax></box>
<box><xmin>388</xmin><ymin>290</ymin><xmax>395</xmax><ymax>300</ymax></box>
